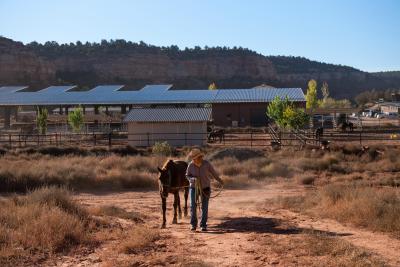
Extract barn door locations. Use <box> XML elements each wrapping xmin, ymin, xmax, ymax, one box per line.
<box><xmin>250</xmin><ymin>108</ymin><xmax>267</xmax><ymax>127</ymax></box>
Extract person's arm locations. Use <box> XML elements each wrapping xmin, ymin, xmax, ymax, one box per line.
<box><xmin>207</xmin><ymin>161</ymin><xmax>224</xmax><ymax>185</ymax></box>
<box><xmin>186</xmin><ymin>163</ymin><xmax>197</xmax><ymax>187</ymax></box>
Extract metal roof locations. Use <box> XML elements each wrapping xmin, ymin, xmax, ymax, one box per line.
<box><xmin>123</xmin><ymin>107</ymin><xmax>212</xmax><ymax>122</ymax></box>
<box><xmin>213</xmin><ymin>88</ymin><xmax>305</xmax><ymax>103</ymax></box>
<box><xmin>0</xmin><ymin>86</ymin><xmax>28</xmax><ymax>93</ymax></box>
<box><xmin>0</xmin><ymin>84</ymin><xmax>305</xmax><ymax>106</ymax></box>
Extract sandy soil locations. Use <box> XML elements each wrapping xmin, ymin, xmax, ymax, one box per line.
<box><xmin>51</xmin><ymin>183</ymin><xmax>400</xmax><ymax>267</ymax></box>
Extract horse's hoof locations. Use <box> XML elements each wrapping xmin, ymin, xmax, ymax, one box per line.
<box><xmin>161</xmin><ymin>224</ymin><xmax>166</xmax><ymax>229</ymax></box>
<box><xmin>172</xmin><ymin>219</ymin><xmax>178</xmax><ymax>224</ymax></box>
<box><xmin>184</xmin><ymin>212</ymin><xmax>188</xmax><ymax>218</ymax></box>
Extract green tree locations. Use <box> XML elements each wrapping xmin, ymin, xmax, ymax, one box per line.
<box><xmin>36</xmin><ymin>108</ymin><xmax>48</xmax><ymax>134</ymax></box>
<box><xmin>68</xmin><ymin>106</ymin><xmax>84</xmax><ymax>133</ymax></box>
<box><xmin>284</xmin><ymin>107</ymin><xmax>309</xmax><ymax>129</ymax></box>
<box><xmin>306</xmin><ymin>79</ymin><xmax>318</xmax><ymax>109</ymax></box>
<box><xmin>267</xmin><ymin>96</ymin><xmax>290</xmax><ymax>127</ymax></box>
<box><xmin>267</xmin><ymin>96</ymin><xmax>309</xmax><ymax>129</ymax></box>
<box><xmin>208</xmin><ymin>82</ymin><xmax>217</xmax><ymax>90</ymax></box>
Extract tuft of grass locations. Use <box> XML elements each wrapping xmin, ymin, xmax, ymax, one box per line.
<box><xmin>119</xmin><ymin>226</ymin><xmax>159</xmax><ymax>254</ymax></box>
<box><xmin>298</xmin><ymin>153</ymin><xmax>340</xmax><ymax>172</ymax></box>
<box><xmin>91</xmin><ymin>205</ymin><xmax>143</xmax><ymax>223</ymax></box>
<box><xmin>0</xmin><ymin>187</ymin><xmax>90</xmax><ymax>265</ymax></box>
<box><xmin>301</xmin><ymin>231</ymin><xmax>385</xmax><ymax>266</ymax></box>
<box><xmin>296</xmin><ymin>174</ymin><xmax>316</xmax><ymax>185</ymax></box>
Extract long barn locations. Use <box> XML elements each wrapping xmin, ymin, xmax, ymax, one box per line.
<box><xmin>0</xmin><ymin>84</ymin><xmax>305</xmax><ymax>128</ymax></box>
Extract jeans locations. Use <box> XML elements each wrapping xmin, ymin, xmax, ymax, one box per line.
<box><xmin>190</xmin><ymin>187</ymin><xmax>210</xmax><ymax>228</ymax></box>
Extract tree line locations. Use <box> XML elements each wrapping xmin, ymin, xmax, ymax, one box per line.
<box><xmin>26</xmin><ymin>39</ymin><xmax>260</xmax><ymax>60</ymax></box>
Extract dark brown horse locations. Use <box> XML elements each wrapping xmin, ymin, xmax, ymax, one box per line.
<box><xmin>208</xmin><ymin>129</ymin><xmax>225</xmax><ymax>143</ymax></box>
<box><xmin>157</xmin><ymin>159</ymin><xmax>189</xmax><ymax>228</ymax></box>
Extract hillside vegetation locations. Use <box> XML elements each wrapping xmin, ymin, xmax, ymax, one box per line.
<box><xmin>1</xmin><ymin>37</ymin><xmax>399</xmax><ymax>98</ymax></box>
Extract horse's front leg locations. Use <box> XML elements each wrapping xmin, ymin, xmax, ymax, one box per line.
<box><xmin>184</xmin><ymin>187</ymin><xmax>189</xmax><ymax>217</ymax></box>
<box><xmin>177</xmin><ymin>190</ymin><xmax>182</xmax><ymax>219</ymax></box>
<box><xmin>172</xmin><ymin>192</ymin><xmax>178</xmax><ymax>224</ymax></box>
<box><xmin>161</xmin><ymin>196</ymin><xmax>167</xmax><ymax>228</ymax></box>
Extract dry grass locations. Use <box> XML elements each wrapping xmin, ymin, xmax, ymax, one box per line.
<box><xmin>296</xmin><ymin>174</ymin><xmax>317</xmax><ymax>185</ymax></box>
<box><xmin>0</xmin><ymin>187</ymin><xmax>91</xmax><ymax>265</ymax></box>
<box><xmin>118</xmin><ymin>226</ymin><xmax>160</xmax><ymax>254</ymax></box>
<box><xmin>276</xmin><ymin>184</ymin><xmax>400</xmax><ymax>237</ymax></box>
<box><xmin>212</xmin><ymin>156</ymin><xmax>292</xmax><ymax>188</ymax></box>
<box><xmin>0</xmin><ymin>154</ymin><xmax>165</xmax><ymax>192</ymax></box>
<box><xmin>90</xmin><ymin>205</ymin><xmax>143</xmax><ymax>223</ymax></box>
<box><xmin>266</xmin><ymin>230</ymin><xmax>386</xmax><ymax>266</ymax></box>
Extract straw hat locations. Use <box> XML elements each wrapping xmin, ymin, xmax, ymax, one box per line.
<box><xmin>188</xmin><ymin>148</ymin><xmax>204</xmax><ymax>160</ymax></box>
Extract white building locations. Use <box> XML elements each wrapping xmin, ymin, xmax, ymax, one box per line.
<box><xmin>123</xmin><ymin>107</ymin><xmax>211</xmax><ymax>147</ymax></box>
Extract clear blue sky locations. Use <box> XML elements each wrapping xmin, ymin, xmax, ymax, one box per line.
<box><xmin>1</xmin><ymin>0</ymin><xmax>399</xmax><ymax>72</ymax></box>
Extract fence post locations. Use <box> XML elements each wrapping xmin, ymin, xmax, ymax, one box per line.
<box><xmin>9</xmin><ymin>134</ymin><xmax>11</xmax><ymax>147</ymax></box>
<box><xmin>359</xmin><ymin>130</ymin><xmax>362</xmax><ymax>146</ymax></box>
<box><xmin>37</xmin><ymin>133</ymin><xmax>39</xmax><ymax>146</ymax></box>
<box><xmin>250</xmin><ymin>132</ymin><xmax>253</xmax><ymax>147</ymax></box>
<box><xmin>18</xmin><ymin>134</ymin><xmax>21</xmax><ymax>148</ymax></box>
<box><xmin>108</xmin><ymin>132</ymin><xmax>112</xmax><ymax>148</ymax></box>
<box><xmin>147</xmin><ymin>133</ymin><xmax>150</xmax><ymax>147</ymax></box>
<box><xmin>93</xmin><ymin>133</ymin><xmax>96</xmax><ymax>146</ymax></box>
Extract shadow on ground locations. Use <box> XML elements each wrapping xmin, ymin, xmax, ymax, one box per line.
<box><xmin>211</xmin><ymin>216</ymin><xmax>352</xmax><ymax>236</ymax></box>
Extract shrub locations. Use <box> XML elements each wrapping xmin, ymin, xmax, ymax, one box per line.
<box><xmin>0</xmin><ymin>187</ymin><xmax>89</xmax><ymax>264</ymax></box>
<box><xmin>152</xmin><ymin>141</ymin><xmax>173</xmax><ymax>156</ymax></box>
<box><xmin>297</xmin><ymin>174</ymin><xmax>316</xmax><ymax>185</ymax></box>
<box><xmin>36</xmin><ymin>108</ymin><xmax>48</xmax><ymax>134</ymax></box>
<box><xmin>68</xmin><ymin>106</ymin><xmax>84</xmax><ymax>133</ymax></box>
<box><xmin>298</xmin><ymin>154</ymin><xmax>340</xmax><ymax>172</ymax></box>
<box><xmin>261</xmin><ymin>162</ymin><xmax>291</xmax><ymax>178</ymax></box>
<box><xmin>119</xmin><ymin>226</ymin><xmax>159</xmax><ymax>254</ymax></box>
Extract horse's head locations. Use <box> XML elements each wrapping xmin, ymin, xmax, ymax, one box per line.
<box><xmin>157</xmin><ymin>160</ymin><xmax>173</xmax><ymax>197</ymax></box>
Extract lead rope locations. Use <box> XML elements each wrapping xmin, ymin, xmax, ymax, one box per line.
<box><xmin>194</xmin><ymin>178</ymin><xmax>224</xmax><ymax>213</ymax></box>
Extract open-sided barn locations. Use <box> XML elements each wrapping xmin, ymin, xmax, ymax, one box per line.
<box><xmin>0</xmin><ymin>84</ymin><xmax>305</xmax><ymax>128</ymax></box>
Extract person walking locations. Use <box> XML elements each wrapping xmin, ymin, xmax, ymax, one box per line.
<box><xmin>186</xmin><ymin>148</ymin><xmax>223</xmax><ymax>232</ymax></box>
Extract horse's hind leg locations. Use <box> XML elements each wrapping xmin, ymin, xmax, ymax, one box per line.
<box><xmin>161</xmin><ymin>196</ymin><xmax>167</xmax><ymax>228</ymax></box>
<box><xmin>172</xmin><ymin>192</ymin><xmax>178</xmax><ymax>224</ymax></box>
<box><xmin>184</xmin><ymin>187</ymin><xmax>189</xmax><ymax>217</ymax></box>
<box><xmin>177</xmin><ymin>191</ymin><xmax>182</xmax><ymax>219</ymax></box>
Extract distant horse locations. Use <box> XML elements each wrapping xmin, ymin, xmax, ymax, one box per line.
<box><xmin>157</xmin><ymin>159</ymin><xmax>189</xmax><ymax>228</ymax></box>
<box><xmin>208</xmin><ymin>129</ymin><xmax>225</xmax><ymax>143</ymax></box>
<box><xmin>315</xmin><ymin>127</ymin><xmax>324</xmax><ymax>141</ymax></box>
<box><xmin>341</xmin><ymin>121</ymin><xmax>354</xmax><ymax>132</ymax></box>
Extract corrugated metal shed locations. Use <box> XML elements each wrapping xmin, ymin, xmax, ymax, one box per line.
<box><xmin>123</xmin><ymin>108</ymin><xmax>212</xmax><ymax>122</ymax></box>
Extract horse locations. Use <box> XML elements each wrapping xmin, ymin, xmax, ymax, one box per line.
<box><xmin>157</xmin><ymin>159</ymin><xmax>189</xmax><ymax>228</ymax></box>
<box><xmin>315</xmin><ymin>127</ymin><xmax>324</xmax><ymax>141</ymax></box>
<box><xmin>340</xmin><ymin>121</ymin><xmax>354</xmax><ymax>132</ymax></box>
<box><xmin>208</xmin><ymin>129</ymin><xmax>225</xmax><ymax>143</ymax></box>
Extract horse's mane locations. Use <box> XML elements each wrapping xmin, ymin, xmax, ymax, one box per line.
<box><xmin>161</xmin><ymin>159</ymin><xmax>173</xmax><ymax>170</ymax></box>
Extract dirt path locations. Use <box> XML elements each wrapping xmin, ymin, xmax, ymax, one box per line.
<box><xmin>66</xmin><ymin>183</ymin><xmax>400</xmax><ymax>267</ymax></box>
